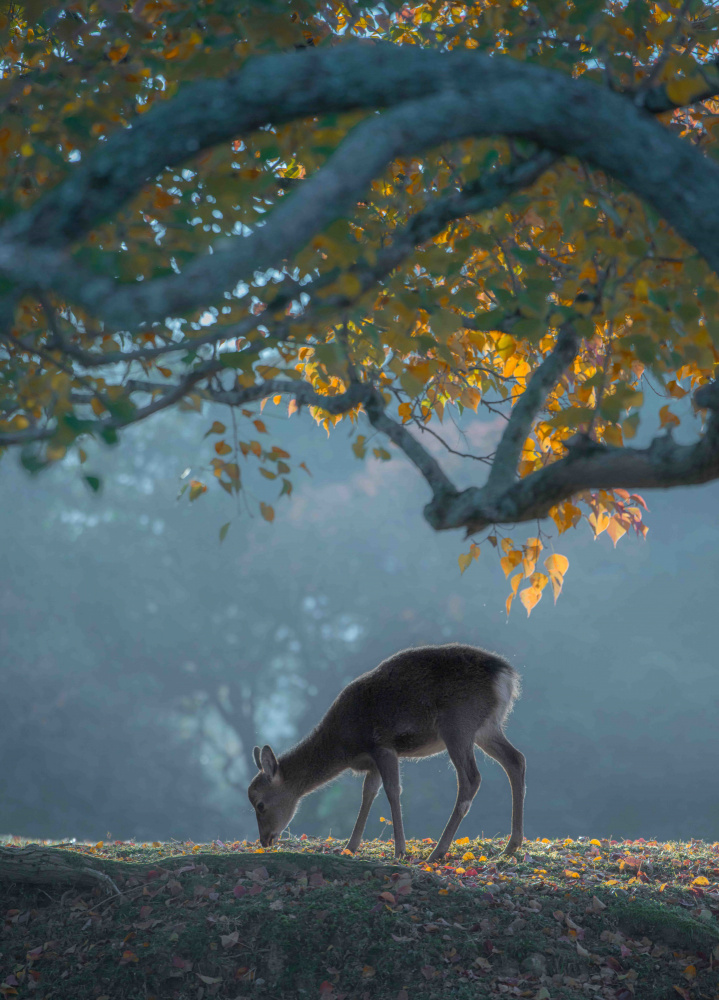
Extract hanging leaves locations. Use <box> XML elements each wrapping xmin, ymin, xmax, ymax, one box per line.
<box><xmin>1</xmin><ymin>0</ymin><xmax>716</xmax><ymax>611</ymax></box>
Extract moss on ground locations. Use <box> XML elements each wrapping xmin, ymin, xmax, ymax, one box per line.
<box><xmin>1</xmin><ymin>835</ymin><xmax>718</xmax><ymax>999</ymax></box>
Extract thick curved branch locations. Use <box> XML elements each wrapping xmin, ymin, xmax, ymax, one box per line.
<box><xmin>24</xmin><ymin>147</ymin><xmax>555</xmax><ymax>370</ymax></box>
<box><xmin>3</xmin><ymin>42</ymin><xmax>717</xmax><ymax>248</ymax></box>
<box><xmin>4</xmin><ymin>45</ymin><xmax>719</xmax><ymax>329</ymax></box>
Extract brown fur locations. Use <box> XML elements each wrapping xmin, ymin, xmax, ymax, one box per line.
<box><xmin>248</xmin><ymin>643</ymin><xmax>526</xmax><ymax>861</ymax></box>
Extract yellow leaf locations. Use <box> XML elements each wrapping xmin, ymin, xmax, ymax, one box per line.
<box><xmin>519</xmin><ymin>585</ymin><xmax>543</xmax><ymax>617</ymax></box>
<box><xmin>691</xmin><ymin>876</ymin><xmax>710</xmax><ymax>886</ymax></box>
<box><xmin>455</xmin><ymin>837</ymin><xmax>471</xmax><ymax>845</ymax></box>
<box><xmin>544</xmin><ymin>553</ymin><xmax>569</xmax><ymax>576</ymax></box>
<box><xmin>462</xmin><ymin>851</ymin><xmax>475</xmax><ymax>861</ymax></box>
<box><xmin>522</xmin><ymin>537</ymin><xmax>543</xmax><ymax>577</ymax></box>
<box><xmin>665</xmin><ymin>74</ymin><xmax>707</xmax><ymax>106</ymax></box>
<box><xmin>458</xmin><ymin>552</ymin><xmax>473</xmax><ymax>575</ymax></box>
<box><xmin>335</xmin><ymin>272</ymin><xmax>363</xmax><ymax>299</ymax></box>
<box><xmin>587</xmin><ymin>510</ymin><xmax>610</xmax><ymax>537</ymax></box>
<box><xmin>528</xmin><ymin>571</ymin><xmax>548</xmax><ymax>592</ymax></box>
<box><xmin>683</xmin><ymin>964</ymin><xmax>697</xmax><ymax>979</ymax></box>
<box><xmin>500</xmin><ymin>551</ymin><xmax>522</xmax><ymax>577</ymax></box>
<box><xmin>606</xmin><ymin>517</ymin><xmax>626</xmax><ymax>548</ymax></box>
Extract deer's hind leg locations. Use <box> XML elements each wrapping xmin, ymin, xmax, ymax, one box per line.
<box><xmin>427</xmin><ymin>718</ymin><xmax>481</xmax><ymax>863</ymax></box>
<box><xmin>475</xmin><ymin>730</ymin><xmax>526</xmax><ymax>856</ymax></box>
<box><xmin>346</xmin><ymin>766</ymin><xmax>382</xmax><ymax>854</ymax></box>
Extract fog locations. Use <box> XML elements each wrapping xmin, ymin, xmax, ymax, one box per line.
<box><xmin>2</xmin><ymin>400</ymin><xmax>717</xmax><ymax>846</ymax></box>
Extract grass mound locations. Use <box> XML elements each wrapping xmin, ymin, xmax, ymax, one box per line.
<box><xmin>1</xmin><ymin>834</ymin><xmax>718</xmax><ymax>999</ymax></box>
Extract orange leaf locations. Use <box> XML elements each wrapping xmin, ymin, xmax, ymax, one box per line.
<box><xmin>189</xmin><ymin>480</ymin><xmax>207</xmax><ymax>502</ymax></box>
<box><xmin>659</xmin><ymin>404</ymin><xmax>680</xmax><ymax>428</ymax></box>
<box><xmin>153</xmin><ymin>187</ymin><xmax>176</xmax><ymax>210</ymax></box>
<box><xmin>260</xmin><ymin>503</ymin><xmax>274</xmax><ymax>522</ymax></box>
<box><xmin>214</xmin><ymin>441</ymin><xmax>232</xmax><ymax>456</ymax></box>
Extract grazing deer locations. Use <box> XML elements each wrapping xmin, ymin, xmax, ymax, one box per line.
<box><xmin>248</xmin><ymin>643</ymin><xmax>525</xmax><ymax>861</ymax></box>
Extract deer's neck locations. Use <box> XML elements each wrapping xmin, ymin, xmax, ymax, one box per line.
<box><xmin>279</xmin><ymin>724</ymin><xmax>348</xmax><ymax>798</ymax></box>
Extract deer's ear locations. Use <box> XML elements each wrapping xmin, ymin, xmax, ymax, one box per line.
<box><xmin>259</xmin><ymin>744</ymin><xmax>279</xmax><ymax>778</ymax></box>
<box><xmin>253</xmin><ymin>746</ymin><xmax>262</xmax><ymax>770</ymax></box>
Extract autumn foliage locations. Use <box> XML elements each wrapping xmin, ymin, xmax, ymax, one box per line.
<box><xmin>2</xmin><ymin>1</ymin><xmax>719</xmax><ymax>612</ymax></box>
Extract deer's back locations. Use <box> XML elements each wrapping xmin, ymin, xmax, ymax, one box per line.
<box><xmin>328</xmin><ymin>643</ymin><xmax>518</xmax><ymax>760</ymax></box>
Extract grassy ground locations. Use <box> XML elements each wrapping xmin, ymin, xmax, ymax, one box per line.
<box><xmin>1</xmin><ymin>833</ymin><xmax>718</xmax><ymax>999</ymax></box>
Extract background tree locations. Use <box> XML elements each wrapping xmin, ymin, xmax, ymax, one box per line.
<box><xmin>2</xmin><ymin>402</ymin><xmax>718</xmax><ymax>844</ymax></box>
<box><xmin>2</xmin><ymin>1</ymin><xmax>719</xmax><ymax>612</ymax></box>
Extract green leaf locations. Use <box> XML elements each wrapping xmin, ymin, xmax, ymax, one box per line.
<box><xmin>219</xmin><ymin>522</ymin><xmax>231</xmax><ymax>543</ymax></box>
<box><xmin>84</xmin><ymin>475</ymin><xmax>102</xmax><ymax>493</ymax></box>
<box><xmin>100</xmin><ymin>427</ymin><xmax>119</xmax><ymax>446</ymax></box>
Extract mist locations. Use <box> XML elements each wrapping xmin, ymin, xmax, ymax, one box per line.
<box><xmin>2</xmin><ymin>401</ymin><xmax>717</xmax><ymax>846</ymax></box>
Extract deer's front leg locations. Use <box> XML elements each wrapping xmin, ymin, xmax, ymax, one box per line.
<box><xmin>372</xmin><ymin>748</ymin><xmax>406</xmax><ymax>857</ymax></box>
<box><xmin>346</xmin><ymin>767</ymin><xmax>382</xmax><ymax>854</ymax></box>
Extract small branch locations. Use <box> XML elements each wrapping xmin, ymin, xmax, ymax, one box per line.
<box><xmin>423</xmin><ymin>380</ymin><xmax>719</xmax><ymax>534</ymax></box>
<box><xmin>363</xmin><ymin>390</ymin><xmax>458</xmax><ymax>504</ymax></box>
<box><xmin>485</xmin><ymin>324</ymin><xmax>579</xmax><ymax>496</ymax></box>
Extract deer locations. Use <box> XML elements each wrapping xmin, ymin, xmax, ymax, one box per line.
<box><xmin>248</xmin><ymin>642</ymin><xmax>525</xmax><ymax>862</ymax></box>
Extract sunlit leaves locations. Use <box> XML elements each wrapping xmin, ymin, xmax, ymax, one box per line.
<box><xmin>458</xmin><ymin>543</ymin><xmax>480</xmax><ymax>574</ymax></box>
<box><xmin>544</xmin><ymin>553</ymin><xmax>569</xmax><ymax>604</ymax></box>
<box><xmin>1</xmin><ymin>0</ymin><xmax>718</xmax><ymax>610</ymax></box>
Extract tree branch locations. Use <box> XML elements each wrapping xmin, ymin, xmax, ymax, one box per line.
<box><xmin>422</xmin><ymin>383</ymin><xmax>719</xmax><ymax>534</ymax></box>
<box><xmin>4</xmin><ymin>44</ymin><xmax>719</xmax><ymax>328</ymax></box>
<box><xmin>485</xmin><ymin>323</ymin><xmax>579</xmax><ymax>496</ymax></box>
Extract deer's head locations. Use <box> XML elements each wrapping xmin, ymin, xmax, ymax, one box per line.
<box><xmin>248</xmin><ymin>744</ymin><xmax>299</xmax><ymax>847</ymax></box>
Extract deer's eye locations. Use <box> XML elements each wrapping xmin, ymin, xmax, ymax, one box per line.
<box><xmin>256</xmin><ymin>802</ymin><xmax>265</xmax><ymax>814</ymax></box>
